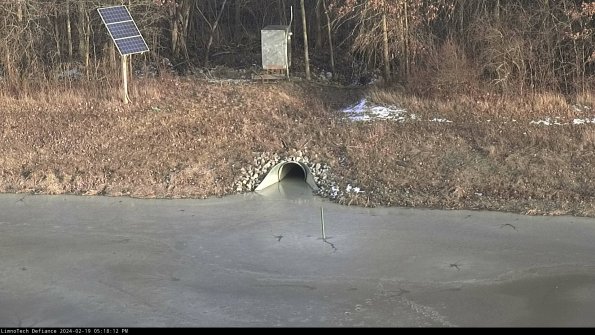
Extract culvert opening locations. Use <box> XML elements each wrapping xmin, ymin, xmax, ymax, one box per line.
<box><xmin>279</xmin><ymin>162</ymin><xmax>306</xmax><ymax>180</ymax></box>
<box><xmin>255</xmin><ymin>161</ymin><xmax>319</xmax><ymax>192</ymax></box>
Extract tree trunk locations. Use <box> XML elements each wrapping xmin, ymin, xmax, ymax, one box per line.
<box><xmin>77</xmin><ymin>1</ymin><xmax>90</xmax><ymax>76</ymax></box>
<box><xmin>180</xmin><ymin>0</ymin><xmax>192</xmax><ymax>60</ymax></box>
<box><xmin>382</xmin><ymin>9</ymin><xmax>390</xmax><ymax>80</ymax></box>
<box><xmin>169</xmin><ymin>0</ymin><xmax>192</xmax><ymax>60</ymax></box>
<box><xmin>322</xmin><ymin>0</ymin><xmax>335</xmax><ymax>74</ymax></box>
<box><xmin>235</xmin><ymin>0</ymin><xmax>243</xmax><ymax>42</ymax></box>
<box><xmin>108</xmin><ymin>41</ymin><xmax>117</xmax><ymax>72</ymax></box>
<box><xmin>300</xmin><ymin>0</ymin><xmax>310</xmax><ymax>80</ymax></box>
<box><xmin>314</xmin><ymin>0</ymin><xmax>323</xmax><ymax>50</ymax></box>
<box><xmin>66</xmin><ymin>0</ymin><xmax>73</xmax><ymax>58</ymax></box>
<box><xmin>17</xmin><ymin>0</ymin><xmax>23</xmax><ymax>23</ymax></box>
<box><xmin>204</xmin><ymin>0</ymin><xmax>228</xmax><ymax>66</ymax></box>
<box><xmin>170</xmin><ymin>4</ymin><xmax>179</xmax><ymax>58</ymax></box>
<box><xmin>54</xmin><ymin>6</ymin><xmax>61</xmax><ymax>59</ymax></box>
<box><xmin>403</xmin><ymin>0</ymin><xmax>410</xmax><ymax>78</ymax></box>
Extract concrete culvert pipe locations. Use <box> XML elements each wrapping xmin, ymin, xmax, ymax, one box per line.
<box><xmin>255</xmin><ymin>161</ymin><xmax>319</xmax><ymax>191</ymax></box>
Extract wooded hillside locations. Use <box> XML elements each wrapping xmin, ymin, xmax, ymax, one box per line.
<box><xmin>1</xmin><ymin>0</ymin><xmax>595</xmax><ymax>95</ymax></box>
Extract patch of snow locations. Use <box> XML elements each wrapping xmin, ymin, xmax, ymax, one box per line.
<box><xmin>573</xmin><ymin>119</ymin><xmax>587</xmax><ymax>125</ymax></box>
<box><xmin>573</xmin><ymin>118</ymin><xmax>595</xmax><ymax>125</ymax></box>
<box><xmin>341</xmin><ymin>99</ymin><xmax>595</xmax><ymax>127</ymax></box>
<box><xmin>530</xmin><ymin>116</ymin><xmax>595</xmax><ymax>126</ymax></box>
<box><xmin>346</xmin><ymin>184</ymin><xmax>363</xmax><ymax>194</ymax></box>
<box><xmin>341</xmin><ymin>98</ymin><xmax>416</xmax><ymax>123</ymax></box>
<box><xmin>341</xmin><ymin>99</ymin><xmax>454</xmax><ymax>123</ymax></box>
<box><xmin>330</xmin><ymin>185</ymin><xmax>341</xmax><ymax>198</ymax></box>
<box><xmin>429</xmin><ymin>118</ymin><xmax>453</xmax><ymax>123</ymax></box>
<box><xmin>342</xmin><ymin>99</ymin><xmax>366</xmax><ymax>115</ymax></box>
<box><xmin>530</xmin><ymin>117</ymin><xmax>566</xmax><ymax>126</ymax></box>
<box><xmin>327</xmin><ymin>184</ymin><xmax>363</xmax><ymax>198</ymax></box>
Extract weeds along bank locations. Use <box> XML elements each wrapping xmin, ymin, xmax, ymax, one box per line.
<box><xmin>0</xmin><ymin>78</ymin><xmax>594</xmax><ymax>217</ymax></box>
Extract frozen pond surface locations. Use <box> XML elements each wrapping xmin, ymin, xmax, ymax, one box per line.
<box><xmin>1</xmin><ymin>182</ymin><xmax>595</xmax><ymax>327</ymax></box>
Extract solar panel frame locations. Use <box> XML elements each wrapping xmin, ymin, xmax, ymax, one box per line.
<box><xmin>97</xmin><ymin>5</ymin><xmax>149</xmax><ymax>56</ymax></box>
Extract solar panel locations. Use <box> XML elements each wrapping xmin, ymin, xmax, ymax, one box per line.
<box><xmin>97</xmin><ymin>5</ymin><xmax>149</xmax><ymax>56</ymax></box>
<box><xmin>97</xmin><ymin>6</ymin><xmax>133</xmax><ymax>24</ymax></box>
<box><xmin>107</xmin><ymin>21</ymin><xmax>140</xmax><ymax>40</ymax></box>
<box><xmin>114</xmin><ymin>36</ymin><xmax>150</xmax><ymax>55</ymax></box>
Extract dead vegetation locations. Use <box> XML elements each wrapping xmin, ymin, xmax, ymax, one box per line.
<box><xmin>1</xmin><ymin>77</ymin><xmax>594</xmax><ymax>217</ymax></box>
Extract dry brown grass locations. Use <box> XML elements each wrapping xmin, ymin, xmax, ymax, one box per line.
<box><xmin>1</xmin><ymin>78</ymin><xmax>594</xmax><ymax>216</ymax></box>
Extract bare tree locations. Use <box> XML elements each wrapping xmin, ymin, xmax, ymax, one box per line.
<box><xmin>199</xmin><ymin>0</ymin><xmax>228</xmax><ymax>66</ymax></box>
<box><xmin>300</xmin><ymin>0</ymin><xmax>310</xmax><ymax>80</ymax></box>
<box><xmin>0</xmin><ymin>0</ymin><xmax>593</xmax><ymax>96</ymax></box>
<box><xmin>322</xmin><ymin>0</ymin><xmax>335</xmax><ymax>74</ymax></box>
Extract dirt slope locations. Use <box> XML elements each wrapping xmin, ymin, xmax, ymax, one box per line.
<box><xmin>1</xmin><ymin>77</ymin><xmax>594</xmax><ymax>216</ymax></box>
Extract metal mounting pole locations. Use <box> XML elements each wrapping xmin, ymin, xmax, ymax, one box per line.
<box><xmin>122</xmin><ymin>55</ymin><xmax>129</xmax><ymax>104</ymax></box>
<box><xmin>321</xmin><ymin>207</ymin><xmax>326</xmax><ymax>240</ymax></box>
<box><xmin>287</xmin><ymin>6</ymin><xmax>293</xmax><ymax>80</ymax></box>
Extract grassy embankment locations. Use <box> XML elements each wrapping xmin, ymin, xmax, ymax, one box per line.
<box><xmin>1</xmin><ymin>76</ymin><xmax>594</xmax><ymax>216</ymax></box>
